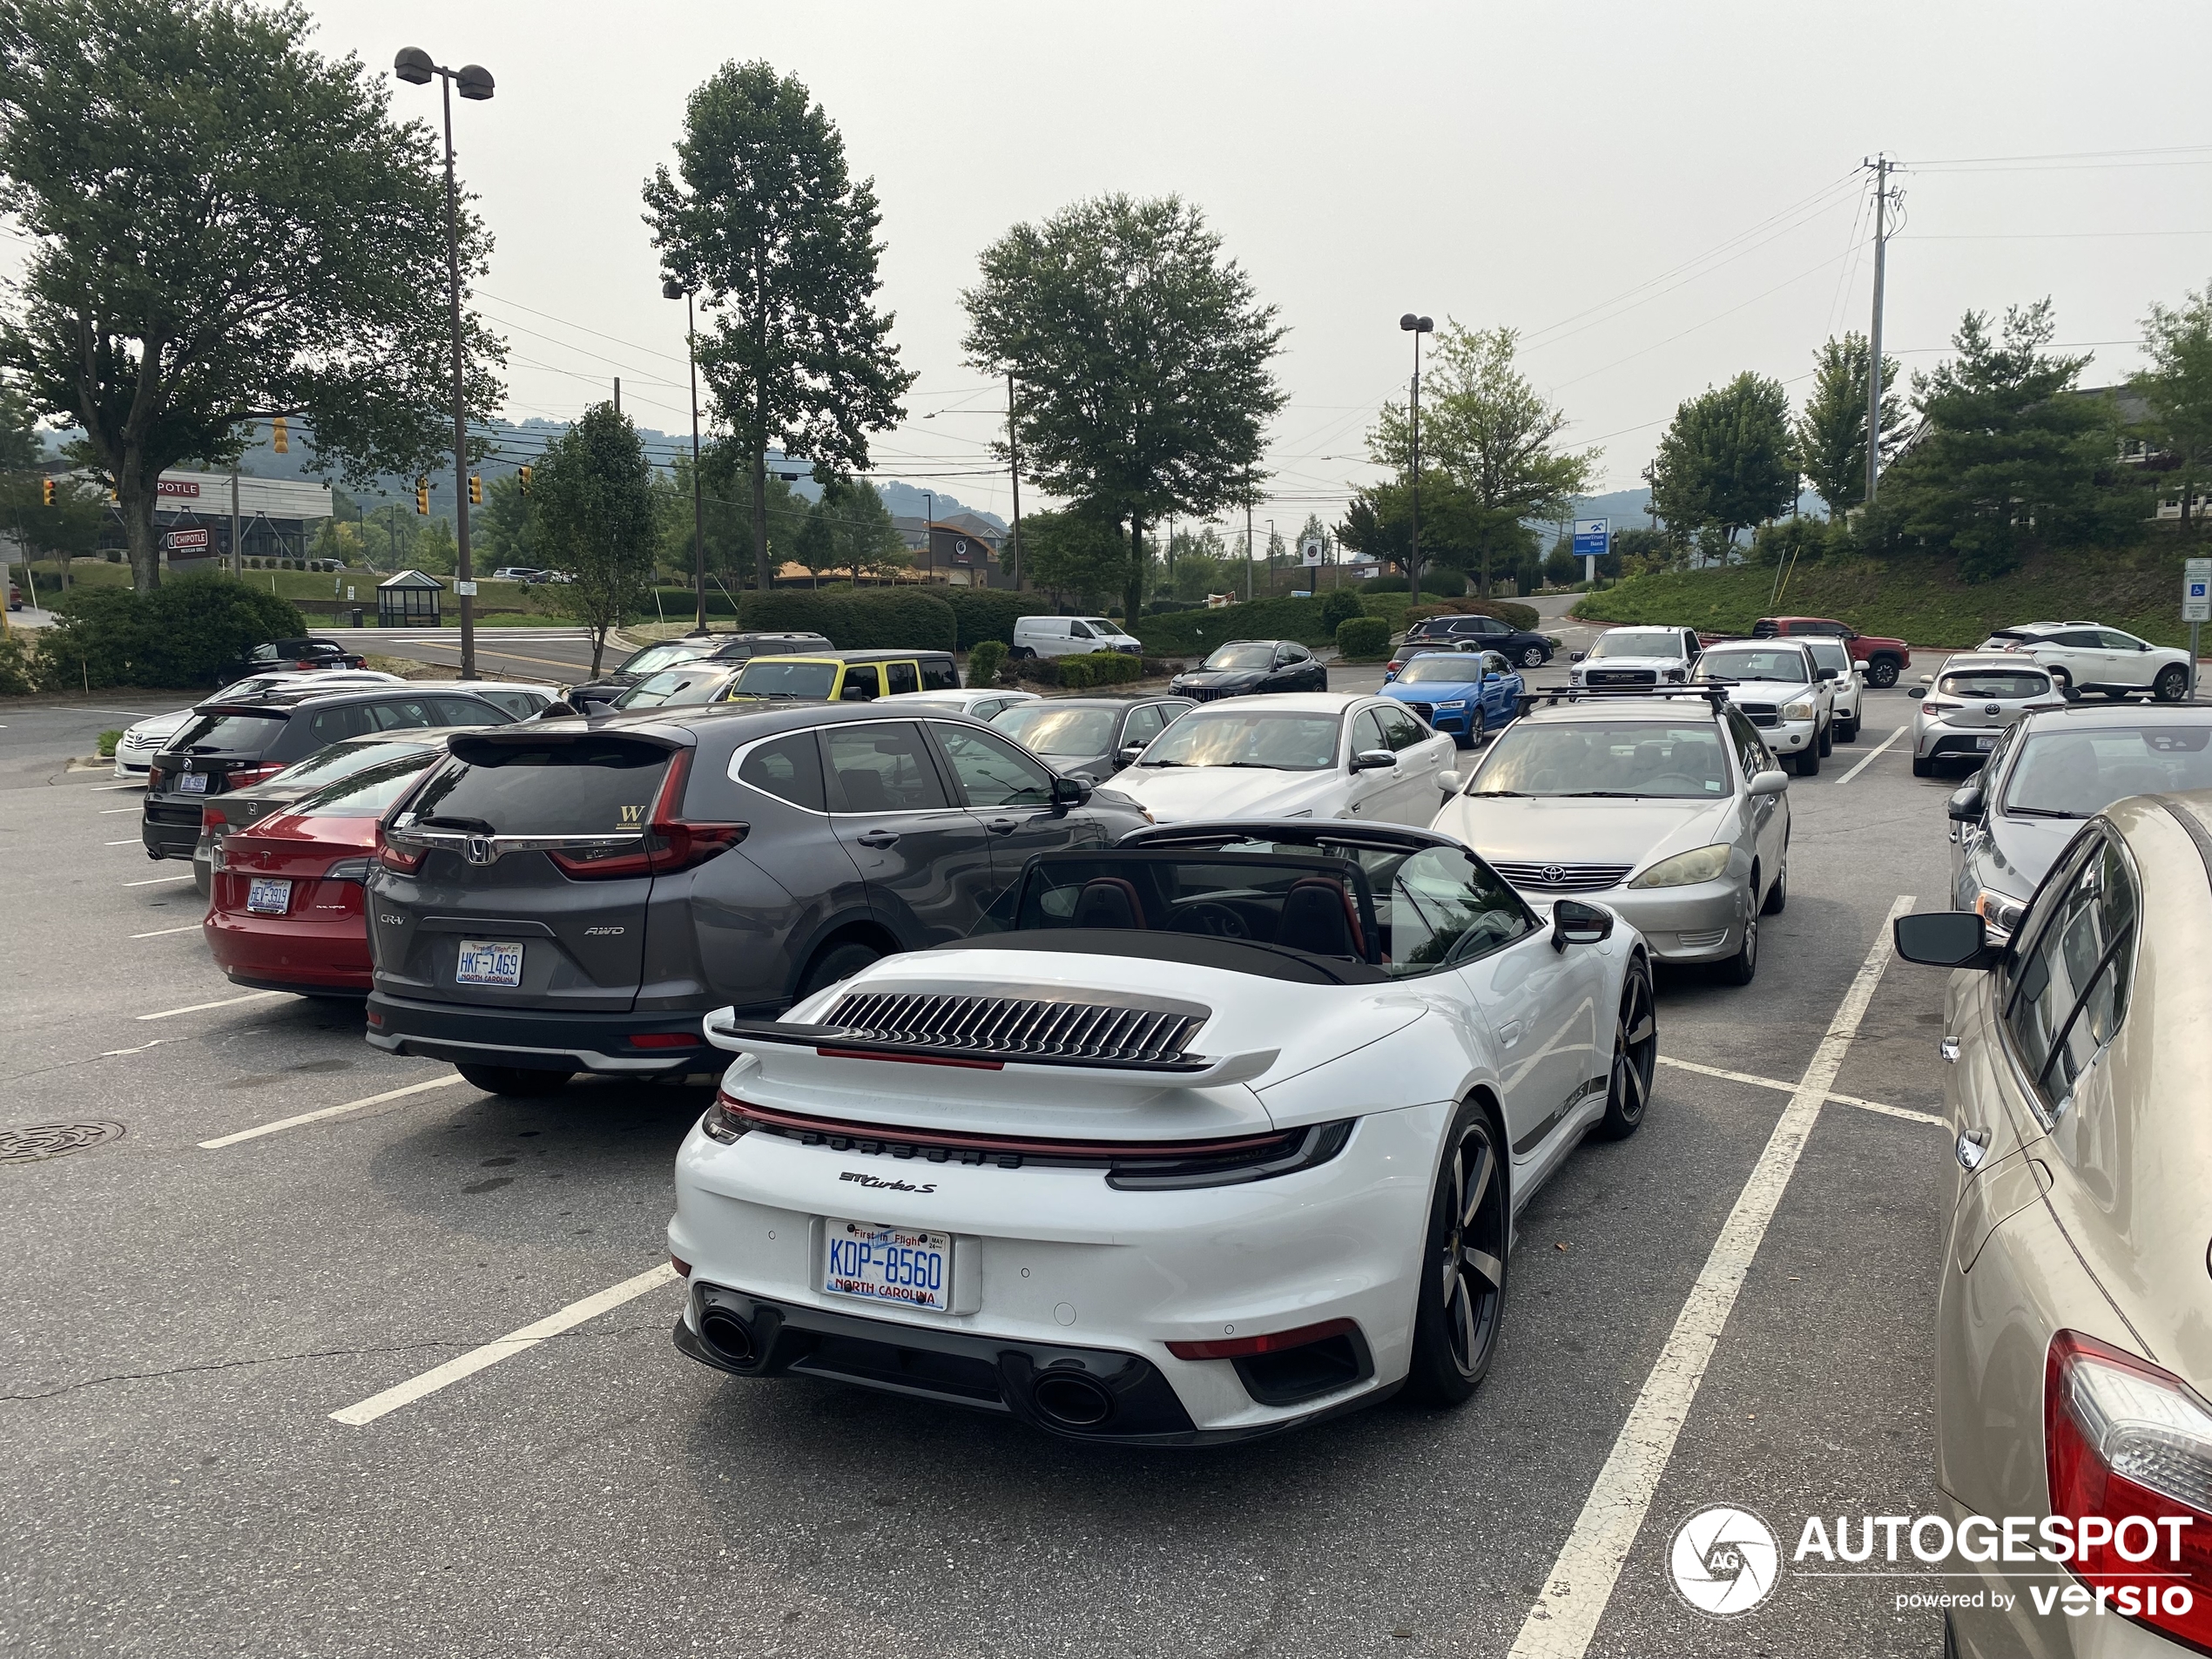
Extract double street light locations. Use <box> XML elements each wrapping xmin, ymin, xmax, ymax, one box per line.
<box><xmin>663</xmin><ymin>279</ymin><xmax>707</xmax><ymax>633</ymax></box>
<box><xmin>1399</xmin><ymin>313</ymin><xmax>1433</xmax><ymax>596</ymax></box>
<box><xmin>394</xmin><ymin>46</ymin><xmax>492</xmax><ymax>678</ymax></box>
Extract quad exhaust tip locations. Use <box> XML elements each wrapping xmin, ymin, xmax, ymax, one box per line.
<box><xmin>1030</xmin><ymin>1370</ymin><xmax>1115</xmax><ymax>1428</ymax></box>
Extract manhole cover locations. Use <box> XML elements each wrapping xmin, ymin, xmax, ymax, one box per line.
<box><xmin>0</xmin><ymin>1123</ymin><xmax>125</xmax><ymax>1163</ymax></box>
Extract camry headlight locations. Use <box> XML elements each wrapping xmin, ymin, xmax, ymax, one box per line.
<box><xmin>1628</xmin><ymin>843</ymin><xmax>1733</xmax><ymax>889</ymax></box>
<box><xmin>1783</xmin><ymin>696</ymin><xmax>1817</xmax><ymax>720</ymax></box>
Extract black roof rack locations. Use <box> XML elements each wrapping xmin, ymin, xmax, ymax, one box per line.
<box><xmin>1521</xmin><ymin>685</ymin><xmax>1736</xmax><ymax>712</ymax></box>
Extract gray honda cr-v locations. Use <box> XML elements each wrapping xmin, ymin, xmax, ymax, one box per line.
<box><xmin>363</xmin><ymin>701</ymin><xmax>1150</xmax><ymax>1095</ymax></box>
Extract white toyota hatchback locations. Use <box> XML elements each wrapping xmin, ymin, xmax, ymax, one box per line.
<box><xmin>1104</xmin><ymin>692</ymin><xmax>1454</xmax><ymax>827</ymax></box>
<box><xmin>668</xmin><ymin>821</ymin><xmax>1656</xmax><ymax>1443</ymax></box>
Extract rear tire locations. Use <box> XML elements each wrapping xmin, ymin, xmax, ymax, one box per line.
<box><xmin>1794</xmin><ymin>743</ymin><xmax>1820</xmax><ymax>777</ymax></box>
<box><xmin>1596</xmin><ymin>960</ymin><xmax>1656</xmax><ymax>1141</ymax></box>
<box><xmin>192</xmin><ymin>860</ymin><xmax>211</xmax><ymax>899</ymax></box>
<box><xmin>1406</xmin><ymin>1099</ymin><xmax>1508</xmax><ymax>1406</ymax></box>
<box><xmin>457</xmin><ymin>1063</ymin><xmax>573</xmax><ymax>1097</ymax></box>
<box><xmin>797</xmin><ymin>940</ymin><xmax>883</xmax><ymax>1000</ymax></box>
<box><xmin>1912</xmin><ymin>753</ymin><xmax>1935</xmax><ymax>778</ymax></box>
<box><xmin>1838</xmin><ymin>714</ymin><xmax>1858</xmax><ymax>742</ymax></box>
<box><xmin>1817</xmin><ymin>720</ymin><xmax>1833</xmax><ymax>758</ymax></box>
<box><xmin>1519</xmin><ymin>644</ymin><xmax>1545</xmax><ymax>669</ymax></box>
<box><xmin>2155</xmin><ymin>664</ymin><xmax>2189</xmax><ymax>702</ymax></box>
<box><xmin>1866</xmin><ymin>656</ymin><xmax>1900</xmax><ymax>689</ymax></box>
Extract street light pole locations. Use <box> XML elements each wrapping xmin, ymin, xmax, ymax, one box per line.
<box><xmin>395</xmin><ymin>47</ymin><xmax>493</xmax><ymax>678</ymax></box>
<box><xmin>1399</xmin><ymin>314</ymin><xmax>1433</xmax><ymax>596</ymax></box>
<box><xmin>664</xmin><ymin>279</ymin><xmax>706</xmax><ymax>631</ymax></box>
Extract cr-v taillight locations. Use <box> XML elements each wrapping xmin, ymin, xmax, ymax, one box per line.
<box><xmin>2046</xmin><ymin>1329</ymin><xmax>2212</xmax><ymax>1647</ymax></box>
<box><xmin>545</xmin><ymin>750</ymin><xmax>745</xmax><ymax>880</ymax></box>
<box><xmin>377</xmin><ymin>825</ymin><xmax>426</xmax><ymax>874</ymax></box>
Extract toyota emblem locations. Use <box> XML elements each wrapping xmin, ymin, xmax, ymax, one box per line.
<box><xmin>1984</xmin><ymin>704</ymin><xmax>2000</xmax><ymax>715</ymax></box>
<box><xmin>465</xmin><ymin>835</ymin><xmax>495</xmax><ymax>866</ymax></box>
<box><xmin>1541</xmin><ymin>864</ymin><xmax>1567</xmax><ymax>885</ymax></box>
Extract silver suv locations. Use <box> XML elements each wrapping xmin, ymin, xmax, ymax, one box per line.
<box><xmin>1429</xmin><ymin>686</ymin><xmax>1791</xmax><ymax>983</ymax></box>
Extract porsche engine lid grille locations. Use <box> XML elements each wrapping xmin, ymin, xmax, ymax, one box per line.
<box><xmin>822</xmin><ymin>990</ymin><xmax>1205</xmax><ymax>1068</ymax></box>
<box><xmin>1489</xmin><ymin>860</ymin><xmax>1634</xmax><ymax>893</ymax></box>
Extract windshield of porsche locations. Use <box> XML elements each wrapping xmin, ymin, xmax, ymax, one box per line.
<box><xmin>2002</xmin><ymin>726</ymin><xmax>2212</xmax><ymax>818</ymax></box>
<box><xmin>1471</xmin><ymin>722</ymin><xmax>1731</xmax><ymax>798</ymax></box>
<box><xmin>1587</xmin><ymin>630</ymin><xmax>1683</xmax><ymax>661</ymax></box>
<box><xmin>1201</xmin><ymin>644</ymin><xmax>1277</xmax><ymax>671</ymax></box>
<box><xmin>1136</xmin><ymin>710</ymin><xmax>1339</xmax><ymax>771</ymax></box>
<box><xmin>994</xmin><ymin>704</ymin><xmax>1118</xmax><ymax>757</ymax></box>
<box><xmin>1395</xmin><ymin>654</ymin><xmax>1484</xmax><ymax>684</ymax></box>
<box><xmin>1004</xmin><ymin>842</ymin><xmax>1529</xmax><ymax>976</ymax></box>
<box><xmin>1699</xmin><ymin>648</ymin><xmax>1808</xmax><ymax>684</ymax></box>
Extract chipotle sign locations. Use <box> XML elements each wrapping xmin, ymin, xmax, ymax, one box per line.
<box><xmin>157</xmin><ymin>479</ymin><xmax>199</xmax><ymax>498</ymax></box>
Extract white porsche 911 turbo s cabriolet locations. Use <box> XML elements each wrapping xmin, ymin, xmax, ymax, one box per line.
<box><xmin>667</xmin><ymin>820</ymin><xmax>1657</xmax><ymax>1445</ymax></box>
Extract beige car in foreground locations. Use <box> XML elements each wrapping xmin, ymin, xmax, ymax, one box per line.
<box><xmin>1895</xmin><ymin>792</ymin><xmax>2212</xmax><ymax>1656</ymax></box>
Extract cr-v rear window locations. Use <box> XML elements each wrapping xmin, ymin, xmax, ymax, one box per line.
<box><xmin>167</xmin><ymin>711</ymin><xmax>289</xmax><ymax>753</ymax></box>
<box><xmin>406</xmin><ymin>739</ymin><xmax>673</xmax><ymax>834</ymax></box>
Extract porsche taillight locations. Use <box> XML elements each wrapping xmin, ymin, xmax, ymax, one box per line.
<box><xmin>2046</xmin><ymin>1330</ymin><xmax>2212</xmax><ymax>1649</ymax></box>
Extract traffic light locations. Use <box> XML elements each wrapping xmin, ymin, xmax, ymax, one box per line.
<box><xmin>40</xmin><ymin>477</ymin><xmax>53</xmax><ymax>507</ymax></box>
<box><xmin>415</xmin><ymin>477</ymin><xmax>429</xmax><ymax>515</ymax></box>
<box><xmin>469</xmin><ymin>474</ymin><xmax>482</xmax><ymax>506</ymax></box>
<box><xmin>271</xmin><ymin>416</ymin><xmax>288</xmax><ymax>455</ymax></box>
<box><xmin>517</xmin><ymin>465</ymin><xmax>531</xmax><ymax>496</ymax></box>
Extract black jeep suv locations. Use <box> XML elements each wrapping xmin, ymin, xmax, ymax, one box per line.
<box><xmin>361</xmin><ymin>702</ymin><xmax>1150</xmax><ymax>1095</ymax></box>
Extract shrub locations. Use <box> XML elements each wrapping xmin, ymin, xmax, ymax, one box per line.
<box><xmin>0</xmin><ymin>628</ymin><xmax>40</xmax><ymax>694</ymax></box>
<box><xmin>1335</xmin><ymin>616</ymin><xmax>1393</xmax><ymax>660</ymax></box>
<box><xmin>43</xmin><ymin>573</ymin><xmax>303</xmax><ymax>688</ymax></box>
<box><xmin>738</xmin><ymin>586</ymin><xmax>956</xmax><ymax>653</ymax></box>
<box><xmin>1056</xmin><ymin>654</ymin><xmax>1094</xmax><ymax>689</ymax></box>
<box><xmin>1318</xmin><ymin>588</ymin><xmax>1366</xmax><ymax>630</ymax></box>
<box><xmin>966</xmin><ymin>638</ymin><xmax>1007</xmax><ymax>687</ymax></box>
<box><xmin>1145</xmin><ymin>597</ymin><xmax>1205</xmax><ymax>613</ymax></box>
<box><xmin>1402</xmin><ymin>597</ymin><xmax>1541</xmax><ymax>632</ymax></box>
<box><xmin>1005</xmin><ymin>650</ymin><xmax>1144</xmax><ymax>689</ymax></box>
<box><xmin>1363</xmin><ymin>570</ymin><xmax>1468</xmax><ymax>597</ymax></box>
<box><xmin>942</xmin><ymin>586</ymin><xmax>1050</xmax><ymax>650</ymax></box>
<box><xmin>1135</xmin><ymin>595</ymin><xmax>1335</xmax><ymax>655</ymax></box>
<box><xmin>98</xmin><ymin>728</ymin><xmax>122</xmax><ymax>756</ymax></box>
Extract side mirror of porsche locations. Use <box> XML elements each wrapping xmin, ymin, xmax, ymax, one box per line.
<box><xmin>1352</xmin><ymin>749</ymin><xmax>1397</xmax><ymax>772</ymax></box>
<box><xmin>1946</xmin><ymin>785</ymin><xmax>1986</xmax><ymax>823</ymax></box>
<box><xmin>1436</xmin><ymin>770</ymin><xmax>1463</xmax><ymax>795</ymax></box>
<box><xmin>1748</xmin><ymin>769</ymin><xmax>1791</xmax><ymax>797</ymax></box>
<box><xmin>1893</xmin><ymin>910</ymin><xmax>2003</xmax><ymax>970</ymax></box>
<box><xmin>1551</xmin><ymin>898</ymin><xmax>1614</xmax><ymax>951</ymax></box>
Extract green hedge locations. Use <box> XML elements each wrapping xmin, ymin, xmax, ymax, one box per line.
<box><xmin>1022</xmin><ymin>651</ymin><xmax>1145</xmax><ymax>689</ymax></box>
<box><xmin>42</xmin><ymin>574</ymin><xmax>304</xmax><ymax>689</ymax></box>
<box><xmin>1335</xmin><ymin>616</ymin><xmax>1393</xmax><ymax>660</ymax></box>
<box><xmin>1134</xmin><ymin>595</ymin><xmax>1338</xmax><ymax>655</ymax></box>
<box><xmin>966</xmin><ymin>639</ymin><xmax>1007</xmax><ymax>686</ymax></box>
<box><xmin>942</xmin><ymin>587</ymin><xmax>1051</xmax><ymax>650</ymax></box>
<box><xmin>736</xmin><ymin>587</ymin><xmax>957</xmax><ymax>653</ymax></box>
<box><xmin>1363</xmin><ymin>571</ymin><xmax>1469</xmax><ymax>596</ymax></box>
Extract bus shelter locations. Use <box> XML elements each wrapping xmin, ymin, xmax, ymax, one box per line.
<box><xmin>376</xmin><ymin>569</ymin><xmax>444</xmax><ymax>627</ymax></box>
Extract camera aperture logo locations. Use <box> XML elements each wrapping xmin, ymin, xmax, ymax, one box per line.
<box><xmin>1670</xmin><ymin>1505</ymin><xmax>1782</xmax><ymax>1617</ymax></box>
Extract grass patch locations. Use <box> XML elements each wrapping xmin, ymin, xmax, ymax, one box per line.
<box><xmin>97</xmin><ymin>728</ymin><xmax>121</xmax><ymax>757</ymax></box>
<box><xmin>1572</xmin><ymin>543</ymin><xmax>2209</xmax><ymax>651</ymax></box>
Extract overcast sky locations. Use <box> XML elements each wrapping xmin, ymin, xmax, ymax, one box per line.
<box><xmin>285</xmin><ymin>2</ymin><xmax>2212</xmax><ymax>527</ymax></box>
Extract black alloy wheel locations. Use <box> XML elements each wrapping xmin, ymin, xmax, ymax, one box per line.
<box><xmin>1467</xmin><ymin>706</ymin><xmax>1486</xmax><ymax>748</ymax></box>
<box><xmin>456</xmin><ymin>1063</ymin><xmax>574</xmax><ymax>1096</ymax></box>
<box><xmin>2155</xmin><ymin>664</ymin><xmax>2190</xmax><ymax>702</ymax></box>
<box><xmin>1519</xmin><ymin>644</ymin><xmax>1546</xmax><ymax>669</ymax></box>
<box><xmin>1866</xmin><ymin>657</ymin><xmax>1900</xmax><ymax>689</ymax></box>
<box><xmin>1597</xmin><ymin>959</ymin><xmax>1657</xmax><ymax>1140</ymax></box>
<box><xmin>1406</xmin><ymin>1102</ymin><xmax>1508</xmax><ymax>1406</ymax></box>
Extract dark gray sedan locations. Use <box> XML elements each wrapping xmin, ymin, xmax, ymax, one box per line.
<box><xmin>1949</xmin><ymin>703</ymin><xmax>2212</xmax><ymax>938</ymax></box>
<box><xmin>989</xmin><ymin>696</ymin><xmax>1196</xmax><ymax>781</ymax></box>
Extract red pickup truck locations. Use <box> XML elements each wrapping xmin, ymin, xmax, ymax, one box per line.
<box><xmin>1744</xmin><ymin>616</ymin><xmax>1911</xmax><ymax>687</ymax></box>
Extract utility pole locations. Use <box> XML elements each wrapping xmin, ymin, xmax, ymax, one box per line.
<box><xmin>1865</xmin><ymin>154</ymin><xmax>1892</xmax><ymax>506</ymax></box>
<box><xmin>1244</xmin><ymin>479</ymin><xmax>1254</xmax><ymax>605</ymax></box>
<box><xmin>1006</xmin><ymin>373</ymin><xmax>1023</xmax><ymax>588</ymax></box>
<box><xmin>230</xmin><ymin>462</ymin><xmax>241</xmax><ymax>578</ymax></box>
<box><xmin>1400</xmin><ymin>314</ymin><xmax>1433</xmax><ymax>593</ymax></box>
<box><xmin>613</xmin><ymin>376</ymin><xmax>621</xmax><ymax>415</ymax></box>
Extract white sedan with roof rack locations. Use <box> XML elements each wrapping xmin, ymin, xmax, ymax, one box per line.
<box><xmin>668</xmin><ymin>820</ymin><xmax>1657</xmax><ymax>1444</ymax></box>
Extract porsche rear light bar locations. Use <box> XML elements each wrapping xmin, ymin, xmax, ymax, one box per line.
<box><xmin>1168</xmin><ymin>1318</ymin><xmax>1359</xmax><ymax>1362</ymax></box>
<box><xmin>2046</xmin><ymin>1329</ymin><xmax>2212</xmax><ymax>1649</ymax></box>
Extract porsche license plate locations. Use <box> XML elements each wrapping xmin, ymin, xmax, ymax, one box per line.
<box><xmin>455</xmin><ymin>940</ymin><xmax>524</xmax><ymax>988</ymax></box>
<box><xmin>178</xmin><ymin>772</ymin><xmax>209</xmax><ymax>793</ymax></box>
<box><xmin>822</xmin><ymin>1219</ymin><xmax>951</xmax><ymax>1312</ymax></box>
<box><xmin>246</xmin><ymin>877</ymin><xmax>291</xmax><ymax>915</ymax></box>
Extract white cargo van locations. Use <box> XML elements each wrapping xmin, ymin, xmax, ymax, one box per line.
<box><xmin>1010</xmin><ymin>615</ymin><xmax>1143</xmax><ymax>660</ymax></box>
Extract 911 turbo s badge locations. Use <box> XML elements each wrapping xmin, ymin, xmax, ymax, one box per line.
<box><xmin>839</xmin><ymin>1170</ymin><xmax>938</xmax><ymax>1194</ymax></box>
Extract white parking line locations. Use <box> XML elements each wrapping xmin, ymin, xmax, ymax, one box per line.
<box><xmin>89</xmin><ymin>782</ymin><xmax>146</xmax><ymax>792</ymax></box>
<box><xmin>1834</xmin><ymin>723</ymin><xmax>1906</xmax><ymax>786</ymax></box>
<box><xmin>1655</xmin><ymin>1055</ymin><xmax>1944</xmax><ymax>1128</ymax></box>
<box><xmin>99</xmin><ymin>806</ymin><xmax>139</xmax><ymax>814</ymax></box>
<box><xmin>136</xmin><ymin>989</ymin><xmax>285</xmax><ymax>1022</ymax></box>
<box><xmin>1506</xmin><ymin>894</ymin><xmax>1914</xmax><ymax>1658</ymax></box>
<box><xmin>105</xmin><ymin>839</ymin><xmax>141</xmax><ymax>846</ymax></box>
<box><xmin>330</xmin><ymin>1264</ymin><xmax>680</xmax><ymax>1426</ymax></box>
<box><xmin>199</xmin><ymin>1073</ymin><xmax>466</xmax><ymax>1149</ymax></box>
<box><xmin>131</xmin><ymin>924</ymin><xmax>203</xmax><ymax>939</ymax></box>
<box><xmin>123</xmin><ymin>873</ymin><xmax>194</xmax><ymax>887</ymax></box>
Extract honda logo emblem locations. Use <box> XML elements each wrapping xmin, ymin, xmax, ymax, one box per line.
<box><xmin>465</xmin><ymin>835</ymin><xmax>495</xmax><ymax>866</ymax></box>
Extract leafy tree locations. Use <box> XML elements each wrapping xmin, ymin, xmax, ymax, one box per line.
<box><xmin>411</xmin><ymin>516</ymin><xmax>457</xmax><ymax>576</ymax></box>
<box><xmin>1163</xmin><ymin>524</ymin><xmax>1233</xmax><ymax>599</ymax></box>
<box><xmin>1364</xmin><ymin>326</ymin><xmax>1595</xmax><ymax>597</ymax></box>
<box><xmin>1795</xmin><ymin>334</ymin><xmax>1903</xmax><ymax>516</ymax></box>
<box><xmin>666</xmin><ymin>437</ymin><xmax>804</xmax><ymax>583</ymax></box>
<box><xmin>528</xmin><ymin>403</ymin><xmax>657</xmax><ymax>672</ymax></box>
<box><xmin>1016</xmin><ymin>505</ymin><xmax>1127</xmax><ymax>609</ymax></box>
<box><xmin>1881</xmin><ymin>300</ymin><xmax>2131</xmax><ymax>581</ymax></box>
<box><xmin>962</xmin><ymin>193</ymin><xmax>1285</xmax><ymax>622</ymax></box>
<box><xmin>0</xmin><ymin>376</ymin><xmax>44</xmax><ymax>471</ymax></box>
<box><xmin>2133</xmin><ymin>280</ymin><xmax>2212</xmax><ymax>536</ymax></box>
<box><xmin>644</xmin><ymin>62</ymin><xmax>913</xmax><ymax>592</ymax></box>
<box><xmin>823</xmin><ymin>476</ymin><xmax>908</xmax><ymax>582</ymax></box>
<box><xmin>1646</xmin><ymin>372</ymin><xmax>1797</xmax><ymax>554</ymax></box>
<box><xmin>1543</xmin><ymin>539</ymin><xmax>1577</xmax><ymax>586</ymax></box>
<box><xmin>475</xmin><ymin>472</ymin><xmax>536</xmax><ymax>567</ymax></box>
<box><xmin>790</xmin><ymin>501</ymin><xmax>840</xmax><ymax>587</ymax></box>
<box><xmin>0</xmin><ymin>0</ymin><xmax>505</xmax><ymax>592</ymax></box>
<box><xmin>1337</xmin><ymin>489</ymin><xmax>1411</xmax><ymax>577</ymax></box>
<box><xmin>0</xmin><ymin>471</ymin><xmax>104</xmax><ymax>583</ymax></box>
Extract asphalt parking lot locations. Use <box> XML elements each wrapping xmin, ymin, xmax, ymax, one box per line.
<box><xmin>1</xmin><ymin>642</ymin><xmax>1965</xmax><ymax>1659</ymax></box>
